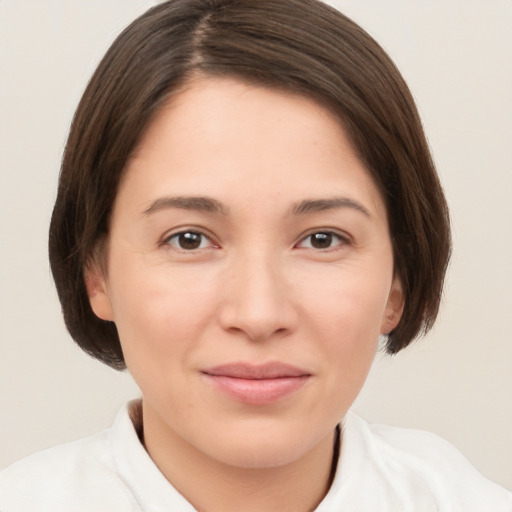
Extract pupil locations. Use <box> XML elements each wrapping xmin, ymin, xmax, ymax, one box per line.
<box><xmin>311</xmin><ymin>233</ymin><xmax>332</xmax><ymax>249</ymax></box>
<box><xmin>179</xmin><ymin>232</ymin><xmax>201</xmax><ymax>250</ymax></box>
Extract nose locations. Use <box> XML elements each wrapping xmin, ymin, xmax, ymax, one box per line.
<box><xmin>219</xmin><ymin>252</ymin><xmax>298</xmax><ymax>343</ymax></box>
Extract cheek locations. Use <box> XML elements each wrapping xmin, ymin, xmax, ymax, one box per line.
<box><xmin>107</xmin><ymin>261</ymin><xmax>221</xmax><ymax>368</ymax></box>
<box><xmin>296</xmin><ymin>263</ymin><xmax>391</xmax><ymax>393</ymax></box>
<box><xmin>290</xmin><ymin>282</ymin><xmax>383</xmax><ymax>432</ymax></box>
<box><xmin>298</xmin><ymin>262</ymin><xmax>393</xmax><ymax>342</ymax></box>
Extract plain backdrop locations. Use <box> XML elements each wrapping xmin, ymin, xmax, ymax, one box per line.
<box><xmin>1</xmin><ymin>0</ymin><xmax>511</xmax><ymax>490</ymax></box>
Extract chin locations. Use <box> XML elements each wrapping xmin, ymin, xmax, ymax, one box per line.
<box><xmin>217</xmin><ymin>445</ymin><xmax>306</xmax><ymax>470</ymax></box>
<box><xmin>202</xmin><ymin>423</ymin><xmax>326</xmax><ymax>470</ymax></box>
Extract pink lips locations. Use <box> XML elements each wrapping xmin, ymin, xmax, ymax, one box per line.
<box><xmin>201</xmin><ymin>362</ymin><xmax>311</xmax><ymax>405</ymax></box>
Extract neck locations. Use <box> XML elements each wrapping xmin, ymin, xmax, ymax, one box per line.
<box><xmin>140</xmin><ymin>403</ymin><xmax>339</xmax><ymax>512</ymax></box>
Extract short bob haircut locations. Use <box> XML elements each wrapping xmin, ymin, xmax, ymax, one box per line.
<box><xmin>49</xmin><ymin>0</ymin><xmax>451</xmax><ymax>370</ymax></box>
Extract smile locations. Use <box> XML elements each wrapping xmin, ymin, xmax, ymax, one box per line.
<box><xmin>201</xmin><ymin>362</ymin><xmax>311</xmax><ymax>405</ymax></box>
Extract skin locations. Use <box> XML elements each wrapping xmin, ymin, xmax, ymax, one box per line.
<box><xmin>86</xmin><ymin>77</ymin><xmax>404</xmax><ymax>512</ymax></box>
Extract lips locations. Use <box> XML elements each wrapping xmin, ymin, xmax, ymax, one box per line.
<box><xmin>201</xmin><ymin>362</ymin><xmax>311</xmax><ymax>405</ymax></box>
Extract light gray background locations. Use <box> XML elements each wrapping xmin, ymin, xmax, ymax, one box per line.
<box><xmin>1</xmin><ymin>0</ymin><xmax>511</xmax><ymax>489</ymax></box>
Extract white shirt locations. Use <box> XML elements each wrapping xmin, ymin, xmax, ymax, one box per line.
<box><xmin>1</xmin><ymin>400</ymin><xmax>511</xmax><ymax>511</ymax></box>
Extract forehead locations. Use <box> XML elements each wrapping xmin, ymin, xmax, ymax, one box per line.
<box><xmin>119</xmin><ymin>76</ymin><xmax>387</xmax><ymax>221</ymax></box>
<box><xmin>131</xmin><ymin>76</ymin><xmax>347</xmax><ymax>159</ymax></box>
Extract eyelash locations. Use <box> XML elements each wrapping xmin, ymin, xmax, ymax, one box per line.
<box><xmin>295</xmin><ymin>231</ymin><xmax>350</xmax><ymax>251</ymax></box>
<box><xmin>163</xmin><ymin>230</ymin><xmax>218</xmax><ymax>252</ymax></box>
<box><xmin>162</xmin><ymin>229</ymin><xmax>351</xmax><ymax>252</ymax></box>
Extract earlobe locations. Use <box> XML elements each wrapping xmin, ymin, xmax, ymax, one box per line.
<box><xmin>381</xmin><ymin>277</ymin><xmax>405</xmax><ymax>334</ymax></box>
<box><xmin>84</xmin><ymin>261</ymin><xmax>114</xmax><ymax>322</ymax></box>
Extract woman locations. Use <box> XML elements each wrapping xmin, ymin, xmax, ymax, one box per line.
<box><xmin>1</xmin><ymin>0</ymin><xmax>511</xmax><ymax>510</ymax></box>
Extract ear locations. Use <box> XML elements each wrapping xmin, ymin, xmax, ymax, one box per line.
<box><xmin>381</xmin><ymin>276</ymin><xmax>405</xmax><ymax>334</ymax></box>
<box><xmin>84</xmin><ymin>259</ymin><xmax>114</xmax><ymax>322</ymax></box>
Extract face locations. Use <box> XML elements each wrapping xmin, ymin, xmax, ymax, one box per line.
<box><xmin>87</xmin><ymin>77</ymin><xmax>403</xmax><ymax>470</ymax></box>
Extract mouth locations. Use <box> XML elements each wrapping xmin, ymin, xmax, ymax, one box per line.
<box><xmin>201</xmin><ymin>362</ymin><xmax>311</xmax><ymax>405</ymax></box>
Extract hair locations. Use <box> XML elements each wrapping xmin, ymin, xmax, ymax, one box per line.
<box><xmin>49</xmin><ymin>0</ymin><xmax>451</xmax><ymax>370</ymax></box>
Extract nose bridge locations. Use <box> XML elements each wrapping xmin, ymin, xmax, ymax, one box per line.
<box><xmin>220</xmin><ymin>245</ymin><xmax>296</xmax><ymax>341</ymax></box>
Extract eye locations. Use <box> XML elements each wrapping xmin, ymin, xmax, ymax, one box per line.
<box><xmin>296</xmin><ymin>231</ymin><xmax>348</xmax><ymax>250</ymax></box>
<box><xmin>165</xmin><ymin>230</ymin><xmax>215</xmax><ymax>251</ymax></box>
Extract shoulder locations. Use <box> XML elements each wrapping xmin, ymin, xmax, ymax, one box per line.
<box><xmin>0</xmin><ymin>417</ymin><xmax>138</xmax><ymax>511</ymax></box>
<box><xmin>337</xmin><ymin>412</ymin><xmax>512</xmax><ymax>511</ymax></box>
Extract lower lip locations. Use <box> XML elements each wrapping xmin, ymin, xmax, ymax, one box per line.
<box><xmin>203</xmin><ymin>375</ymin><xmax>310</xmax><ymax>405</ymax></box>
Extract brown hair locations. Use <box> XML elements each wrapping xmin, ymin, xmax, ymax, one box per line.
<box><xmin>49</xmin><ymin>0</ymin><xmax>451</xmax><ymax>370</ymax></box>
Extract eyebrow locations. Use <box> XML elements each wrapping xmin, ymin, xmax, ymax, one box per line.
<box><xmin>142</xmin><ymin>195</ymin><xmax>370</xmax><ymax>218</ymax></box>
<box><xmin>143</xmin><ymin>196</ymin><xmax>229</xmax><ymax>216</ymax></box>
<box><xmin>290</xmin><ymin>197</ymin><xmax>371</xmax><ymax>217</ymax></box>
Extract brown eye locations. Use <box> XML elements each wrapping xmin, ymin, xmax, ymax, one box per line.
<box><xmin>166</xmin><ymin>231</ymin><xmax>211</xmax><ymax>251</ymax></box>
<box><xmin>310</xmin><ymin>232</ymin><xmax>333</xmax><ymax>249</ymax></box>
<box><xmin>297</xmin><ymin>231</ymin><xmax>346</xmax><ymax>250</ymax></box>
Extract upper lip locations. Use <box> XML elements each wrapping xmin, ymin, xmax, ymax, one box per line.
<box><xmin>202</xmin><ymin>362</ymin><xmax>311</xmax><ymax>380</ymax></box>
